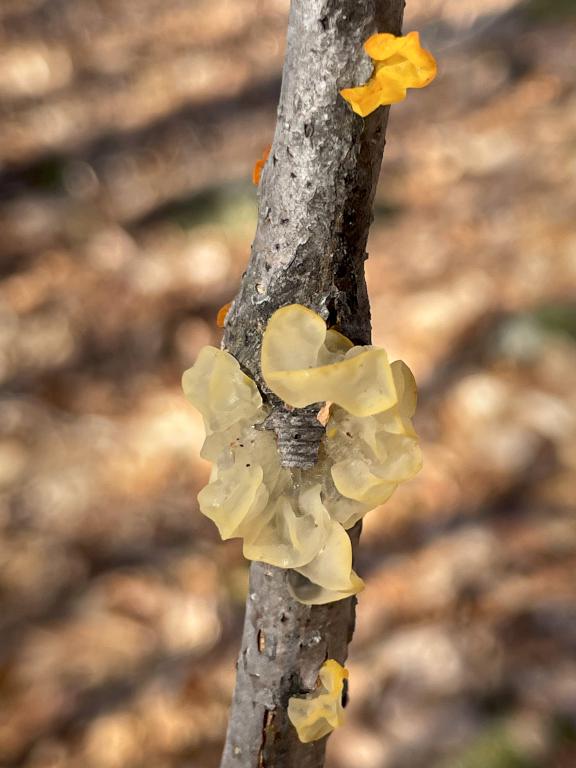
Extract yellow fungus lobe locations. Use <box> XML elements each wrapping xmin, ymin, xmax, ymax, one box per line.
<box><xmin>252</xmin><ymin>144</ymin><xmax>271</xmax><ymax>185</ymax></box>
<box><xmin>261</xmin><ymin>304</ymin><xmax>397</xmax><ymax>417</ymax></box>
<box><xmin>288</xmin><ymin>660</ymin><xmax>349</xmax><ymax>743</ymax></box>
<box><xmin>340</xmin><ymin>31</ymin><xmax>437</xmax><ymax>117</ymax></box>
<box><xmin>182</xmin><ymin>346</ymin><xmax>264</xmax><ymax>435</ymax></box>
<box><xmin>326</xmin><ymin>359</ymin><xmax>422</xmax><ymax>507</ymax></box>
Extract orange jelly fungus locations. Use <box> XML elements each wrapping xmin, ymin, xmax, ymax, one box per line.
<box><xmin>252</xmin><ymin>144</ymin><xmax>271</xmax><ymax>185</ymax></box>
<box><xmin>216</xmin><ymin>302</ymin><xmax>232</xmax><ymax>328</ymax></box>
<box><xmin>340</xmin><ymin>31</ymin><xmax>436</xmax><ymax>117</ymax></box>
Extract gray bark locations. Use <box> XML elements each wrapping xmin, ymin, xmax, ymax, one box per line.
<box><xmin>220</xmin><ymin>1</ymin><xmax>405</xmax><ymax>766</ymax></box>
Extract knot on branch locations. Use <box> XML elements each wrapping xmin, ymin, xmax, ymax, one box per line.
<box><xmin>262</xmin><ymin>405</ymin><xmax>324</xmax><ymax>469</ymax></box>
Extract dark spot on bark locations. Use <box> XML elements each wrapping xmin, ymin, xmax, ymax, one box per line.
<box><xmin>334</xmin><ymin>259</ymin><xmax>356</xmax><ymax>293</ymax></box>
<box><xmin>341</xmin><ymin>678</ymin><xmax>349</xmax><ymax>708</ymax></box>
<box><xmin>326</xmin><ymin>296</ymin><xmax>339</xmax><ymax>327</ymax></box>
<box><xmin>319</xmin><ymin>16</ymin><xmax>328</xmax><ymax>30</ymax></box>
<box><xmin>304</xmin><ymin>123</ymin><xmax>314</xmax><ymax>138</ymax></box>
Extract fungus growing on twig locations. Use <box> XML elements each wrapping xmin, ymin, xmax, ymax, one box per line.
<box><xmin>326</xmin><ymin>360</ymin><xmax>422</xmax><ymax>506</ymax></box>
<box><xmin>252</xmin><ymin>144</ymin><xmax>271</xmax><ymax>185</ymax></box>
<box><xmin>340</xmin><ymin>31</ymin><xmax>437</xmax><ymax>117</ymax></box>
<box><xmin>261</xmin><ymin>304</ymin><xmax>397</xmax><ymax>417</ymax></box>
<box><xmin>216</xmin><ymin>301</ymin><xmax>232</xmax><ymax>328</ymax></box>
<box><xmin>181</xmin><ymin>346</ymin><xmax>263</xmax><ymax>435</ymax></box>
<box><xmin>287</xmin><ymin>660</ymin><xmax>349</xmax><ymax>743</ymax></box>
<box><xmin>182</xmin><ymin>306</ymin><xmax>422</xmax><ymax>605</ymax></box>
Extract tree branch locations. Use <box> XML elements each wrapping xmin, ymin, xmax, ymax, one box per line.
<box><xmin>221</xmin><ymin>2</ymin><xmax>405</xmax><ymax>766</ymax></box>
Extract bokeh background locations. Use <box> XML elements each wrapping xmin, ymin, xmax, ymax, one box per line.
<box><xmin>1</xmin><ymin>0</ymin><xmax>575</xmax><ymax>766</ymax></box>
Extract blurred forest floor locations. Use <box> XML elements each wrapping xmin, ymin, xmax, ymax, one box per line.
<box><xmin>0</xmin><ymin>0</ymin><xmax>575</xmax><ymax>766</ymax></box>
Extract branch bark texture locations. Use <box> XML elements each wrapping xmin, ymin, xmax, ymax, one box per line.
<box><xmin>221</xmin><ymin>2</ymin><xmax>405</xmax><ymax>766</ymax></box>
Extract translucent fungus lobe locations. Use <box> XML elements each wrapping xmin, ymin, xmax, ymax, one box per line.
<box><xmin>340</xmin><ymin>31</ymin><xmax>437</xmax><ymax>117</ymax></box>
<box><xmin>288</xmin><ymin>660</ymin><xmax>349</xmax><ymax>742</ymax></box>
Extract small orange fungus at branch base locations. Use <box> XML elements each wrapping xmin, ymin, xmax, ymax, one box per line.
<box><xmin>216</xmin><ymin>302</ymin><xmax>232</xmax><ymax>328</ymax></box>
<box><xmin>252</xmin><ymin>144</ymin><xmax>271</xmax><ymax>185</ymax></box>
<box><xmin>340</xmin><ymin>31</ymin><xmax>437</xmax><ymax>117</ymax></box>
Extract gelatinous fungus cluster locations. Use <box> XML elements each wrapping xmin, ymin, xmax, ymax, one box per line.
<box><xmin>340</xmin><ymin>31</ymin><xmax>437</xmax><ymax>117</ymax></box>
<box><xmin>182</xmin><ymin>304</ymin><xmax>422</xmax><ymax>606</ymax></box>
<box><xmin>287</xmin><ymin>660</ymin><xmax>348</xmax><ymax>743</ymax></box>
